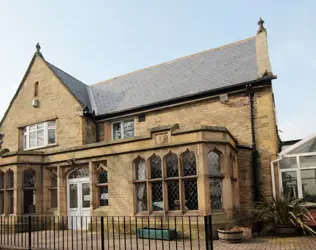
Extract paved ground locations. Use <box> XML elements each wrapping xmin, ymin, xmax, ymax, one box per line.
<box><xmin>0</xmin><ymin>231</ymin><xmax>315</xmax><ymax>249</ymax></box>
<box><xmin>214</xmin><ymin>237</ymin><xmax>316</xmax><ymax>250</ymax></box>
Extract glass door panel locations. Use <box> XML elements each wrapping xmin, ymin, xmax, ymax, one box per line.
<box><xmin>69</xmin><ymin>184</ymin><xmax>78</xmax><ymax>209</ymax></box>
<box><xmin>81</xmin><ymin>183</ymin><xmax>90</xmax><ymax>208</ymax></box>
<box><xmin>281</xmin><ymin>171</ymin><xmax>298</xmax><ymax>199</ymax></box>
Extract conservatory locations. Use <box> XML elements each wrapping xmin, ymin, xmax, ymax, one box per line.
<box><xmin>271</xmin><ymin>134</ymin><xmax>316</xmax><ymax>206</ymax></box>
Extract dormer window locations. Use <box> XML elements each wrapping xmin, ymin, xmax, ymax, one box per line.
<box><xmin>23</xmin><ymin>120</ymin><xmax>56</xmax><ymax>150</ymax></box>
<box><xmin>112</xmin><ymin>119</ymin><xmax>134</xmax><ymax>140</ymax></box>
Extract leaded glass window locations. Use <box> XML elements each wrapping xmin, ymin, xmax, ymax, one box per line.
<box><xmin>184</xmin><ymin>180</ymin><xmax>199</xmax><ymax>210</ymax></box>
<box><xmin>134</xmin><ymin>158</ymin><xmax>147</xmax><ymax>212</ymax></box>
<box><xmin>23</xmin><ymin>169</ymin><xmax>36</xmax><ymax>214</ymax></box>
<box><xmin>166</xmin><ymin>154</ymin><xmax>178</xmax><ymax>177</ymax></box>
<box><xmin>136</xmin><ymin>183</ymin><xmax>147</xmax><ymax>212</ymax></box>
<box><xmin>182</xmin><ymin>151</ymin><xmax>197</xmax><ymax>176</ymax></box>
<box><xmin>208</xmin><ymin>151</ymin><xmax>222</xmax><ymax>210</ymax></box>
<box><xmin>6</xmin><ymin>170</ymin><xmax>14</xmax><ymax>214</ymax></box>
<box><xmin>150</xmin><ymin>155</ymin><xmax>162</xmax><ymax>179</ymax></box>
<box><xmin>0</xmin><ymin>171</ymin><xmax>4</xmax><ymax>214</ymax></box>
<box><xmin>135</xmin><ymin>159</ymin><xmax>146</xmax><ymax>180</ymax></box>
<box><xmin>49</xmin><ymin>169</ymin><xmax>58</xmax><ymax>208</ymax></box>
<box><xmin>152</xmin><ymin>182</ymin><xmax>163</xmax><ymax>211</ymax></box>
<box><xmin>6</xmin><ymin>170</ymin><xmax>14</xmax><ymax>189</ymax></box>
<box><xmin>68</xmin><ymin>167</ymin><xmax>89</xmax><ymax>179</ymax></box>
<box><xmin>98</xmin><ymin>168</ymin><xmax>108</xmax><ymax>184</ymax></box>
<box><xmin>0</xmin><ymin>191</ymin><xmax>3</xmax><ymax>214</ymax></box>
<box><xmin>23</xmin><ymin>169</ymin><xmax>35</xmax><ymax>188</ymax></box>
<box><xmin>133</xmin><ymin>150</ymin><xmax>199</xmax><ymax>214</ymax></box>
<box><xmin>167</xmin><ymin>181</ymin><xmax>180</xmax><ymax>210</ymax></box>
<box><xmin>95</xmin><ymin>164</ymin><xmax>108</xmax><ymax>207</ymax></box>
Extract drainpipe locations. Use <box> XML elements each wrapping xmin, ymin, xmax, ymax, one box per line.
<box><xmin>92</xmin><ymin>111</ymin><xmax>99</xmax><ymax>143</ymax></box>
<box><xmin>247</xmin><ymin>84</ymin><xmax>260</xmax><ymax>202</ymax></box>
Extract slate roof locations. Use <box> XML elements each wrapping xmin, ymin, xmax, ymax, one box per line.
<box><xmin>46</xmin><ymin>62</ymin><xmax>92</xmax><ymax>111</ymax></box>
<box><xmin>90</xmin><ymin>36</ymin><xmax>259</xmax><ymax>116</ymax></box>
<box><xmin>42</xmin><ymin>36</ymin><xmax>261</xmax><ymax>116</ymax></box>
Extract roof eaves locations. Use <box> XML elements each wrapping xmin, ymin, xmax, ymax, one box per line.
<box><xmin>87</xmin><ymin>86</ymin><xmax>97</xmax><ymax>113</ymax></box>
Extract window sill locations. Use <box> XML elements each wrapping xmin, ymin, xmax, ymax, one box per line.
<box><xmin>111</xmin><ymin>136</ymin><xmax>136</xmax><ymax>142</ymax></box>
<box><xmin>135</xmin><ymin>210</ymin><xmax>200</xmax><ymax>216</ymax></box>
<box><xmin>93</xmin><ymin>206</ymin><xmax>110</xmax><ymax>211</ymax></box>
<box><xmin>211</xmin><ymin>210</ymin><xmax>225</xmax><ymax>215</ymax></box>
<box><xmin>24</xmin><ymin>144</ymin><xmax>58</xmax><ymax>152</ymax></box>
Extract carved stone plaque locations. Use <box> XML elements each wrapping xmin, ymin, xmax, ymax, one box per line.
<box><xmin>155</xmin><ymin>132</ymin><xmax>169</xmax><ymax>145</ymax></box>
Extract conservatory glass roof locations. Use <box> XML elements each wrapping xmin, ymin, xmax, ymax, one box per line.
<box><xmin>281</xmin><ymin>134</ymin><xmax>316</xmax><ymax>155</ymax></box>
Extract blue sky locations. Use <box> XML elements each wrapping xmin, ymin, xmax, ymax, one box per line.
<box><xmin>1</xmin><ymin>0</ymin><xmax>315</xmax><ymax>141</ymax></box>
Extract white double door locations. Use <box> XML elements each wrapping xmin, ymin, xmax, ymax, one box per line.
<box><xmin>67</xmin><ymin>178</ymin><xmax>91</xmax><ymax>229</ymax></box>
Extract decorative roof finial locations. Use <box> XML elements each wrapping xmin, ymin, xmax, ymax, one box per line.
<box><xmin>36</xmin><ymin>42</ymin><xmax>41</xmax><ymax>52</ymax></box>
<box><xmin>35</xmin><ymin>42</ymin><xmax>43</xmax><ymax>57</ymax></box>
<box><xmin>257</xmin><ymin>18</ymin><xmax>266</xmax><ymax>34</ymax></box>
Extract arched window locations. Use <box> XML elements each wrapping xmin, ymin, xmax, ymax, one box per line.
<box><xmin>6</xmin><ymin>170</ymin><xmax>14</xmax><ymax>214</ymax></box>
<box><xmin>183</xmin><ymin>151</ymin><xmax>197</xmax><ymax>176</ymax></box>
<box><xmin>96</xmin><ymin>164</ymin><xmax>108</xmax><ymax>206</ymax></box>
<box><xmin>135</xmin><ymin>158</ymin><xmax>146</xmax><ymax>181</ymax></box>
<box><xmin>0</xmin><ymin>171</ymin><xmax>4</xmax><ymax>214</ymax></box>
<box><xmin>133</xmin><ymin>151</ymin><xmax>199</xmax><ymax>214</ymax></box>
<box><xmin>165</xmin><ymin>153</ymin><xmax>180</xmax><ymax>210</ymax></box>
<box><xmin>182</xmin><ymin>150</ymin><xmax>199</xmax><ymax>210</ymax></box>
<box><xmin>208</xmin><ymin>151</ymin><xmax>223</xmax><ymax>210</ymax></box>
<box><xmin>68</xmin><ymin>167</ymin><xmax>89</xmax><ymax>179</ymax></box>
<box><xmin>23</xmin><ymin>169</ymin><xmax>36</xmax><ymax>214</ymax></box>
<box><xmin>134</xmin><ymin>158</ymin><xmax>147</xmax><ymax>212</ymax></box>
<box><xmin>150</xmin><ymin>155</ymin><xmax>162</xmax><ymax>179</ymax></box>
<box><xmin>49</xmin><ymin>169</ymin><xmax>58</xmax><ymax>208</ymax></box>
<box><xmin>166</xmin><ymin>153</ymin><xmax>178</xmax><ymax>177</ymax></box>
<box><xmin>150</xmin><ymin>155</ymin><xmax>163</xmax><ymax>211</ymax></box>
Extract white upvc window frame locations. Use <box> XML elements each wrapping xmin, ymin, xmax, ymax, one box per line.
<box><xmin>24</xmin><ymin>120</ymin><xmax>57</xmax><ymax>150</ymax></box>
<box><xmin>111</xmin><ymin>119</ymin><xmax>135</xmax><ymax>140</ymax></box>
<box><xmin>273</xmin><ymin>153</ymin><xmax>316</xmax><ymax>200</ymax></box>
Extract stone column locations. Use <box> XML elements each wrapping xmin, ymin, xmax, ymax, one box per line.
<box><xmin>89</xmin><ymin>161</ymin><xmax>98</xmax><ymax>214</ymax></box>
<box><xmin>197</xmin><ymin>143</ymin><xmax>210</xmax><ymax>216</ymax></box>
<box><xmin>42</xmin><ymin>168</ymin><xmax>50</xmax><ymax>212</ymax></box>
<box><xmin>14</xmin><ymin>166</ymin><xmax>23</xmax><ymax>215</ymax></box>
<box><xmin>57</xmin><ymin>165</ymin><xmax>67</xmax><ymax>216</ymax></box>
<box><xmin>221</xmin><ymin>146</ymin><xmax>233</xmax><ymax>219</ymax></box>
<box><xmin>35</xmin><ymin>165</ymin><xmax>43</xmax><ymax>215</ymax></box>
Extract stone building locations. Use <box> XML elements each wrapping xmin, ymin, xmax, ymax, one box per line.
<box><xmin>0</xmin><ymin>19</ymin><xmax>278</xmax><ymax>228</ymax></box>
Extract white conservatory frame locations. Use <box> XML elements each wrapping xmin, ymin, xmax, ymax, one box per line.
<box><xmin>271</xmin><ymin>134</ymin><xmax>316</xmax><ymax>200</ymax></box>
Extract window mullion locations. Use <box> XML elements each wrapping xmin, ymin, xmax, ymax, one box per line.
<box><xmin>44</xmin><ymin>122</ymin><xmax>48</xmax><ymax>146</ymax></box>
<box><xmin>296</xmin><ymin>156</ymin><xmax>303</xmax><ymax>198</ymax></box>
<box><xmin>121</xmin><ymin>121</ymin><xmax>124</xmax><ymax>139</ymax></box>
<box><xmin>27</xmin><ymin>127</ymin><xmax>29</xmax><ymax>149</ymax></box>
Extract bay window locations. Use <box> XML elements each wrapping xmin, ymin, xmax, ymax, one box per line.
<box><xmin>133</xmin><ymin>150</ymin><xmax>199</xmax><ymax>214</ymax></box>
<box><xmin>112</xmin><ymin>119</ymin><xmax>134</xmax><ymax>140</ymax></box>
<box><xmin>24</xmin><ymin>120</ymin><xmax>56</xmax><ymax>150</ymax></box>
